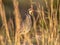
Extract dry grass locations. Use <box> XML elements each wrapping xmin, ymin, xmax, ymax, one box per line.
<box><xmin>0</xmin><ymin>0</ymin><xmax>12</xmax><ymax>45</ymax></box>
<box><xmin>0</xmin><ymin>0</ymin><xmax>60</xmax><ymax>45</ymax></box>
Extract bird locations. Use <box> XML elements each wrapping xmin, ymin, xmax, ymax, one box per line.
<box><xmin>20</xmin><ymin>12</ymin><xmax>32</xmax><ymax>34</ymax></box>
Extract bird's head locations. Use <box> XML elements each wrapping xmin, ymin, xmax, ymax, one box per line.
<box><xmin>28</xmin><ymin>3</ymin><xmax>37</xmax><ymax>15</ymax></box>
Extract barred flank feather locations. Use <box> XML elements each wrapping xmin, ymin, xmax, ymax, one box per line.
<box><xmin>20</xmin><ymin>14</ymin><xmax>32</xmax><ymax>34</ymax></box>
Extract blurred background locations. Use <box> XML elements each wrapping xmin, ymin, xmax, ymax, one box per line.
<box><xmin>0</xmin><ymin>0</ymin><xmax>60</xmax><ymax>45</ymax></box>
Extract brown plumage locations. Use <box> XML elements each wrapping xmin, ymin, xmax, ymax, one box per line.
<box><xmin>20</xmin><ymin>13</ymin><xmax>32</xmax><ymax>34</ymax></box>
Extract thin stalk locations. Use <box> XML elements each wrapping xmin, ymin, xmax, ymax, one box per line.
<box><xmin>12</xmin><ymin>0</ymin><xmax>21</xmax><ymax>45</ymax></box>
<box><xmin>0</xmin><ymin>0</ymin><xmax>12</xmax><ymax>45</ymax></box>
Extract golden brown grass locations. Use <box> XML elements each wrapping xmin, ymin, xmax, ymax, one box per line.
<box><xmin>0</xmin><ymin>0</ymin><xmax>12</xmax><ymax>45</ymax></box>
<box><xmin>0</xmin><ymin>0</ymin><xmax>60</xmax><ymax>45</ymax></box>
